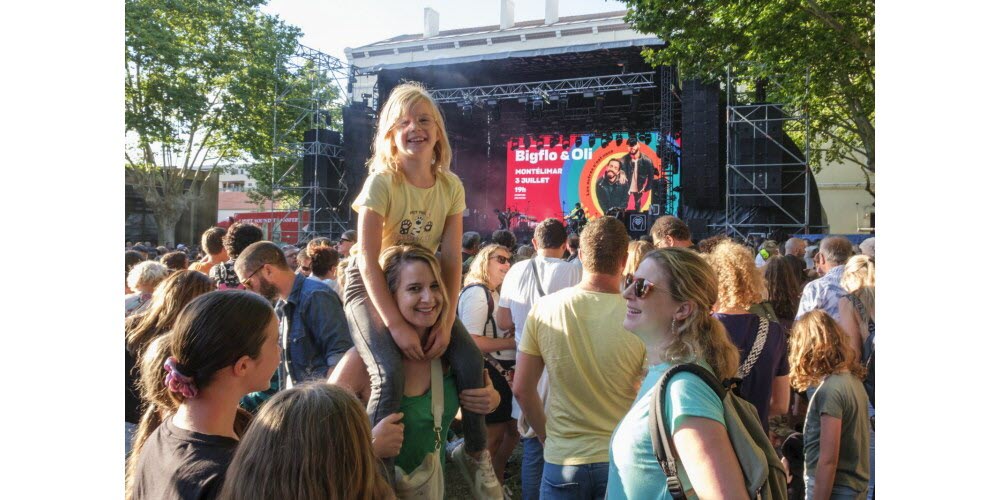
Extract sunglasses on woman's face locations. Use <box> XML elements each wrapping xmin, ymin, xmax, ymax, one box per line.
<box><xmin>624</xmin><ymin>275</ymin><xmax>662</xmax><ymax>299</ymax></box>
<box><xmin>491</xmin><ymin>255</ymin><xmax>511</xmax><ymax>265</ymax></box>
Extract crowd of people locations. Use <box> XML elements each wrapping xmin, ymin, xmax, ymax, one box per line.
<box><xmin>124</xmin><ymin>82</ymin><xmax>875</xmax><ymax>500</ymax></box>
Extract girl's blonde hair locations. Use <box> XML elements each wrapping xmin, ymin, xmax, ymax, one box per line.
<box><xmin>788</xmin><ymin>310</ymin><xmax>866</xmax><ymax>391</ymax></box>
<box><xmin>219</xmin><ymin>382</ymin><xmax>393</xmax><ymax>500</ymax></box>
<box><xmin>379</xmin><ymin>245</ymin><xmax>450</xmax><ymax>326</ymax></box>
<box><xmin>706</xmin><ymin>239</ymin><xmax>766</xmax><ymax>310</ymax></box>
<box><xmin>840</xmin><ymin>255</ymin><xmax>875</xmax><ymax>324</ymax></box>
<box><xmin>368</xmin><ymin>82</ymin><xmax>452</xmax><ymax>175</ymax></box>
<box><xmin>464</xmin><ymin>243</ymin><xmax>509</xmax><ymax>290</ymax></box>
<box><xmin>642</xmin><ymin>248</ymin><xmax>740</xmax><ymax>380</ymax></box>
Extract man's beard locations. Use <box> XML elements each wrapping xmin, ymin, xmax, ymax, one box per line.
<box><xmin>257</xmin><ymin>277</ymin><xmax>281</xmax><ymax>302</ymax></box>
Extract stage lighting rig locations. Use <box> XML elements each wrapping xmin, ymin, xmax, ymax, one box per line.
<box><xmin>575</xmin><ymin>137</ymin><xmax>583</xmax><ymax>148</ymax></box>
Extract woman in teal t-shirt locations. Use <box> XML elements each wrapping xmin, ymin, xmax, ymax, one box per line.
<box><xmin>607</xmin><ymin>248</ymin><xmax>749</xmax><ymax>499</ymax></box>
<box><xmin>330</xmin><ymin>245</ymin><xmax>499</xmax><ymax>494</ymax></box>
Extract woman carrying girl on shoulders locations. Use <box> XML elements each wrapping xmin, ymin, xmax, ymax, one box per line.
<box><xmin>345</xmin><ymin>83</ymin><xmax>500</xmax><ymax>497</ymax></box>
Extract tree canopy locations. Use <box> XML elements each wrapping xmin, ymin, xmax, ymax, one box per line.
<box><xmin>125</xmin><ymin>0</ymin><xmax>304</xmax><ymax>243</ymax></box>
<box><xmin>622</xmin><ymin>0</ymin><xmax>875</xmax><ymax>196</ymax></box>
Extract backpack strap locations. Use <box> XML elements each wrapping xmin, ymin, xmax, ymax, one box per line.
<box><xmin>649</xmin><ymin>364</ymin><xmax>727</xmax><ymax>500</ymax></box>
<box><xmin>735</xmin><ymin>315</ymin><xmax>770</xmax><ymax>380</ymax></box>
<box><xmin>460</xmin><ymin>284</ymin><xmax>497</xmax><ymax>337</ymax></box>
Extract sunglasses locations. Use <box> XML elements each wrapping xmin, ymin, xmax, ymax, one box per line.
<box><xmin>624</xmin><ymin>275</ymin><xmax>665</xmax><ymax>299</ymax></box>
<box><xmin>491</xmin><ymin>255</ymin><xmax>511</xmax><ymax>265</ymax></box>
<box><xmin>240</xmin><ymin>264</ymin><xmax>266</xmax><ymax>288</ymax></box>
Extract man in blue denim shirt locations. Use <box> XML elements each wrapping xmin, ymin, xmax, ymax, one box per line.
<box><xmin>236</xmin><ymin>241</ymin><xmax>353</xmax><ymax>387</ymax></box>
<box><xmin>796</xmin><ymin>236</ymin><xmax>854</xmax><ymax>321</ymax></box>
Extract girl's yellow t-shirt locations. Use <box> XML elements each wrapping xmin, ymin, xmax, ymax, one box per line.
<box><xmin>351</xmin><ymin>170</ymin><xmax>466</xmax><ymax>253</ymax></box>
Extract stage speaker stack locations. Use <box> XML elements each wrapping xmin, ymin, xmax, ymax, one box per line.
<box><xmin>302</xmin><ymin>129</ymin><xmax>342</xmax><ymax>226</ymax></box>
<box><xmin>680</xmin><ymin>80</ymin><xmax>723</xmax><ymax>209</ymax></box>
<box><xmin>342</xmin><ymin>103</ymin><xmax>377</xmax><ymax>225</ymax></box>
<box><xmin>731</xmin><ymin>105</ymin><xmax>784</xmax><ymax>207</ymax></box>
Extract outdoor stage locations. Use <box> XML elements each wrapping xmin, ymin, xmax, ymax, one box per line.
<box><xmin>332</xmin><ymin>10</ymin><xmax>823</xmax><ymax>242</ymax></box>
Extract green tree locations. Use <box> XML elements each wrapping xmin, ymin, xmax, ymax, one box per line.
<box><xmin>623</xmin><ymin>0</ymin><xmax>875</xmax><ymax>196</ymax></box>
<box><xmin>125</xmin><ymin>0</ymin><xmax>302</xmax><ymax>244</ymax></box>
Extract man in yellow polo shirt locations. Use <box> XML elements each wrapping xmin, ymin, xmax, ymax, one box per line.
<box><xmin>513</xmin><ymin>216</ymin><xmax>646</xmax><ymax>499</ymax></box>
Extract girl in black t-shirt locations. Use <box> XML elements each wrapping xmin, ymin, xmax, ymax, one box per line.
<box><xmin>125</xmin><ymin>291</ymin><xmax>281</xmax><ymax>500</ymax></box>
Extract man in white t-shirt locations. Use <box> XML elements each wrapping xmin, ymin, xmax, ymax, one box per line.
<box><xmin>496</xmin><ymin>218</ymin><xmax>581</xmax><ymax>500</ymax></box>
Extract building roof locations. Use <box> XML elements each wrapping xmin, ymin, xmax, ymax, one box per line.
<box><xmin>355</xmin><ymin>10</ymin><xmax>629</xmax><ymax>49</ymax></box>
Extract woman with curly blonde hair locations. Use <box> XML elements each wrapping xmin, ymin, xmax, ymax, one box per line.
<box><xmin>706</xmin><ymin>240</ymin><xmax>790</xmax><ymax>432</ymax></box>
<box><xmin>607</xmin><ymin>248</ymin><xmax>747</xmax><ymax>499</ymax></box>
<box><xmin>789</xmin><ymin>310</ymin><xmax>869</xmax><ymax>500</ymax></box>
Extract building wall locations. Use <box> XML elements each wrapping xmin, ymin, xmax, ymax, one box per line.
<box><xmin>217</xmin><ymin>166</ymin><xmax>261</xmax><ymax>222</ymax></box>
<box><xmin>813</xmin><ymin>155</ymin><xmax>875</xmax><ymax>234</ymax></box>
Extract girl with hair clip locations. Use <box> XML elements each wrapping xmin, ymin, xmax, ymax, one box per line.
<box><xmin>331</xmin><ymin>245</ymin><xmax>501</xmax><ymax>499</ymax></box>
<box><xmin>790</xmin><ymin>310</ymin><xmax>870</xmax><ymax>500</ymax></box>
<box><xmin>219</xmin><ymin>382</ymin><xmax>393</xmax><ymax>500</ymax></box>
<box><xmin>836</xmin><ymin>255</ymin><xmax>875</xmax><ymax>500</ymax></box>
<box><xmin>125</xmin><ymin>270</ymin><xmax>214</xmax><ymax>455</ymax></box>
<box><xmin>125</xmin><ymin>291</ymin><xmax>281</xmax><ymax>500</ymax></box>
<box><xmin>607</xmin><ymin>248</ymin><xmax>749</xmax><ymax>499</ymax></box>
<box><xmin>458</xmin><ymin>243</ymin><xmax>517</xmax><ymax>486</ymax></box>
<box><xmin>344</xmin><ymin>82</ymin><xmax>502</xmax><ymax>497</ymax></box>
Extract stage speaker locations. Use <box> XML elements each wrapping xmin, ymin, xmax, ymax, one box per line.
<box><xmin>302</xmin><ymin>129</ymin><xmax>341</xmax><ymax>209</ymax></box>
<box><xmin>680</xmin><ymin>79</ymin><xmax>723</xmax><ymax>209</ymax></box>
<box><xmin>343</xmin><ymin>103</ymin><xmax>376</xmax><ymax>223</ymax></box>
<box><xmin>731</xmin><ymin>105</ymin><xmax>784</xmax><ymax>207</ymax></box>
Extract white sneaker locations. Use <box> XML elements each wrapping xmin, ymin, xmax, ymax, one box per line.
<box><xmin>449</xmin><ymin>441</ymin><xmax>503</xmax><ymax>500</ymax></box>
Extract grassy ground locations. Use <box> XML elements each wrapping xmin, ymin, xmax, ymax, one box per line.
<box><xmin>444</xmin><ymin>438</ymin><xmax>524</xmax><ymax>499</ymax></box>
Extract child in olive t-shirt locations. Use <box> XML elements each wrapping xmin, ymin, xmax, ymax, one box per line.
<box><xmin>789</xmin><ymin>311</ymin><xmax>870</xmax><ymax>500</ymax></box>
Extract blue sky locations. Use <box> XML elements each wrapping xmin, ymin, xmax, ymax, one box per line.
<box><xmin>261</xmin><ymin>0</ymin><xmax>627</xmax><ymax>60</ymax></box>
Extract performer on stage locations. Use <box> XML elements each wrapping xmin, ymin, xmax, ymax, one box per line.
<box><xmin>565</xmin><ymin>203</ymin><xmax>587</xmax><ymax>234</ymax></box>
<box><xmin>620</xmin><ymin>137</ymin><xmax>656</xmax><ymax>211</ymax></box>
<box><xmin>596</xmin><ymin>158</ymin><xmax>630</xmax><ymax>214</ymax></box>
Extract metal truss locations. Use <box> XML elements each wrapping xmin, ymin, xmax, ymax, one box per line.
<box><xmin>429</xmin><ymin>72</ymin><xmax>657</xmax><ymax>104</ymax></box>
<box><xmin>270</xmin><ymin>44</ymin><xmax>351</xmax><ymax>245</ymax></box>
<box><xmin>723</xmin><ymin>65</ymin><xmax>812</xmax><ymax>240</ymax></box>
<box><xmin>657</xmin><ymin>65</ymin><xmax>681</xmax><ymax>217</ymax></box>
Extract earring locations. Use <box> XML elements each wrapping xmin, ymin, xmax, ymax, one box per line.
<box><xmin>670</xmin><ymin>318</ymin><xmax>677</xmax><ymax>337</ymax></box>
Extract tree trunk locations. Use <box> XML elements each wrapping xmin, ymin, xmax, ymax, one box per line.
<box><xmin>158</xmin><ymin>218</ymin><xmax>178</xmax><ymax>247</ymax></box>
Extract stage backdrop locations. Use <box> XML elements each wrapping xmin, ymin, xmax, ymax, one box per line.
<box><xmin>505</xmin><ymin>132</ymin><xmax>678</xmax><ymax>224</ymax></box>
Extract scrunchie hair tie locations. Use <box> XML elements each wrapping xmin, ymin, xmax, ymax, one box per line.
<box><xmin>164</xmin><ymin>356</ymin><xmax>198</xmax><ymax>399</ymax></box>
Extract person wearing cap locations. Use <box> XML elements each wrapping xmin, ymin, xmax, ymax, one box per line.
<box><xmin>619</xmin><ymin>137</ymin><xmax>656</xmax><ymax>211</ymax></box>
<box><xmin>336</xmin><ymin>230</ymin><xmax>357</xmax><ymax>258</ymax></box>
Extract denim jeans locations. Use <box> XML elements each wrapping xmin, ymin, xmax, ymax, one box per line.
<box><xmin>805</xmin><ymin>473</ymin><xmax>866</xmax><ymax>500</ymax></box>
<box><xmin>541</xmin><ymin>461</ymin><xmax>609</xmax><ymax>500</ymax></box>
<box><xmin>343</xmin><ymin>257</ymin><xmax>487</xmax><ymax>475</ymax></box>
<box><xmin>520</xmin><ymin>437</ymin><xmax>545</xmax><ymax>500</ymax></box>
